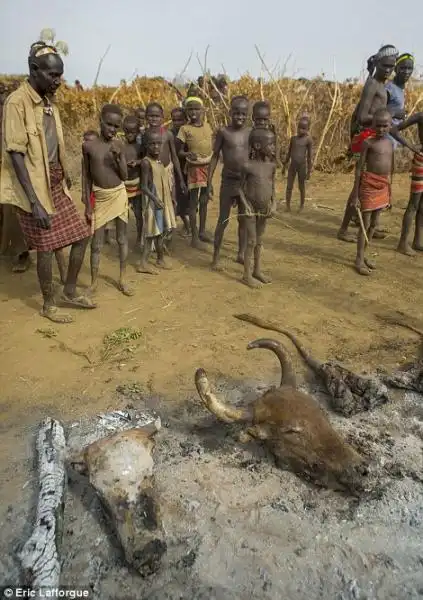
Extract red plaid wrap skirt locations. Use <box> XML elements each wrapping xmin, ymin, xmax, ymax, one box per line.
<box><xmin>17</xmin><ymin>164</ymin><xmax>90</xmax><ymax>252</ymax></box>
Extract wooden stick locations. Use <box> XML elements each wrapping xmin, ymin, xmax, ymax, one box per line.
<box><xmin>19</xmin><ymin>419</ymin><xmax>67</xmax><ymax>588</ymax></box>
<box><xmin>356</xmin><ymin>207</ymin><xmax>369</xmax><ymax>244</ymax></box>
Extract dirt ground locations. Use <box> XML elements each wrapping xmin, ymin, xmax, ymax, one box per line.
<box><xmin>1</xmin><ymin>172</ymin><xmax>423</xmax><ymax>598</ymax></box>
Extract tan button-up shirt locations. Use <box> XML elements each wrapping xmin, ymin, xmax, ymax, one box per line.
<box><xmin>0</xmin><ymin>80</ymin><xmax>70</xmax><ymax>215</ymax></box>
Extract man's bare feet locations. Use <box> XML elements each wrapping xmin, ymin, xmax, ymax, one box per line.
<box><xmin>41</xmin><ymin>305</ymin><xmax>74</xmax><ymax>324</ymax></box>
<box><xmin>118</xmin><ymin>281</ymin><xmax>135</xmax><ymax>296</ymax></box>
<box><xmin>372</xmin><ymin>230</ymin><xmax>386</xmax><ymax>240</ymax></box>
<box><xmin>412</xmin><ymin>243</ymin><xmax>423</xmax><ymax>252</ymax></box>
<box><xmin>242</xmin><ymin>275</ymin><xmax>262</xmax><ymax>289</ymax></box>
<box><xmin>191</xmin><ymin>238</ymin><xmax>207</xmax><ymax>250</ymax></box>
<box><xmin>235</xmin><ymin>254</ymin><xmax>244</xmax><ymax>265</ymax></box>
<box><xmin>253</xmin><ymin>271</ymin><xmax>272</xmax><ymax>284</ymax></box>
<box><xmin>355</xmin><ymin>263</ymin><xmax>372</xmax><ymax>276</ymax></box>
<box><xmin>397</xmin><ymin>244</ymin><xmax>416</xmax><ymax>256</ymax></box>
<box><xmin>211</xmin><ymin>260</ymin><xmax>224</xmax><ymax>272</ymax></box>
<box><xmin>364</xmin><ymin>258</ymin><xmax>376</xmax><ymax>270</ymax></box>
<box><xmin>156</xmin><ymin>258</ymin><xmax>172</xmax><ymax>270</ymax></box>
<box><xmin>199</xmin><ymin>232</ymin><xmax>213</xmax><ymax>243</ymax></box>
<box><xmin>61</xmin><ymin>293</ymin><xmax>97</xmax><ymax>309</ymax></box>
<box><xmin>137</xmin><ymin>263</ymin><xmax>159</xmax><ymax>275</ymax></box>
<box><xmin>337</xmin><ymin>230</ymin><xmax>356</xmax><ymax>243</ymax></box>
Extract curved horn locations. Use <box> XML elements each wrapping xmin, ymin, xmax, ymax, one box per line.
<box><xmin>195</xmin><ymin>368</ymin><xmax>251</xmax><ymax>423</ymax></box>
<box><xmin>247</xmin><ymin>338</ymin><xmax>297</xmax><ymax>388</ymax></box>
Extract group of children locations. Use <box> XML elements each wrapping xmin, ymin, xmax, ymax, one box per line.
<box><xmin>81</xmin><ymin>96</ymin><xmax>314</xmax><ymax>292</ymax></box>
<box><xmin>81</xmin><ymin>87</ymin><xmax>423</xmax><ymax>291</ymax></box>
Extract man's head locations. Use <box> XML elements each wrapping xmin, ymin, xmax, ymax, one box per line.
<box><xmin>394</xmin><ymin>53</ymin><xmax>414</xmax><ymax>85</ymax></box>
<box><xmin>372</xmin><ymin>108</ymin><xmax>392</xmax><ymax>137</ymax></box>
<box><xmin>146</xmin><ymin>102</ymin><xmax>164</xmax><ymax>128</ymax></box>
<box><xmin>374</xmin><ymin>45</ymin><xmax>398</xmax><ymax>82</ymax></box>
<box><xmin>185</xmin><ymin>97</ymin><xmax>203</xmax><ymax>124</ymax></box>
<box><xmin>123</xmin><ymin>115</ymin><xmax>139</xmax><ymax>143</ymax></box>
<box><xmin>297</xmin><ymin>117</ymin><xmax>310</xmax><ymax>137</ymax></box>
<box><xmin>100</xmin><ymin>104</ymin><xmax>123</xmax><ymax>141</ymax></box>
<box><xmin>28</xmin><ymin>42</ymin><xmax>64</xmax><ymax>97</ymax></box>
<box><xmin>249</xmin><ymin>127</ymin><xmax>276</xmax><ymax>160</ymax></box>
<box><xmin>230</xmin><ymin>95</ymin><xmax>249</xmax><ymax>129</ymax></box>
<box><xmin>171</xmin><ymin>107</ymin><xmax>186</xmax><ymax>131</ymax></box>
<box><xmin>252</xmin><ymin>101</ymin><xmax>271</xmax><ymax>128</ymax></box>
<box><xmin>144</xmin><ymin>128</ymin><xmax>163</xmax><ymax>159</ymax></box>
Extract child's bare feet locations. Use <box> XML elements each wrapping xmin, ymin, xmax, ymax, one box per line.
<box><xmin>118</xmin><ymin>281</ymin><xmax>135</xmax><ymax>296</ymax></box>
<box><xmin>191</xmin><ymin>238</ymin><xmax>207</xmax><ymax>251</ymax></box>
<box><xmin>355</xmin><ymin>262</ymin><xmax>372</xmax><ymax>276</ymax></box>
<box><xmin>211</xmin><ymin>260</ymin><xmax>224</xmax><ymax>272</ymax></box>
<box><xmin>337</xmin><ymin>230</ymin><xmax>356</xmax><ymax>243</ymax></box>
<box><xmin>397</xmin><ymin>243</ymin><xmax>416</xmax><ymax>256</ymax></box>
<box><xmin>137</xmin><ymin>262</ymin><xmax>159</xmax><ymax>275</ymax></box>
<box><xmin>199</xmin><ymin>232</ymin><xmax>213</xmax><ymax>244</ymax></box>
<box><xmin>242</xmin><ymin>275</ymin><xmax>262</xmax><ymax>289</ymax></box>
<box><xmin>253</xmin><ymin>270</ymin><xmax>272</xmax><ymax>284</ymax></box>
<box><xmin>364</xmin><ymin>258</ymin><xmax>376</xmax><ymax>270</ymax></box>
<box><xmin>156</xmin><ymin>258</ymin><xmax>172</xmax><ymax>270</ymax></box>
<box><xmin>412</xmin><ymin>243</ymin><xmax>423</xmax><ymax>252</ymax></box>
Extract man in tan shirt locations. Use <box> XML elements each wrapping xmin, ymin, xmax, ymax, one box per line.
<box><xmin>1</xmin><ymin>42</ymin><xmax>95</xmax><ymax>323</ymax></box>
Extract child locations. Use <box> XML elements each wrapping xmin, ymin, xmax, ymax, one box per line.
<box><xmin>145</xmin><ymin>102</ymin><xmax>186</xmax><ymax>251</ymax></box>
<box><xmin>135</xmin><ymin>107</ymin><xmax>146</xmax><ymax>144</ymax></box>
<box><xmin>392</xmin><ymin>112</ymin><xmax>423</xmax><ymax>255</ymax></box>
<box><xmin>170</xmin><ymin>107</ymin><xmax>190</xmax><ymax>236</ymax></box>
<box><xmin>350</xmin><ymin>109</ymin><xmax>393</xmax><ymax>276</ymax></box>
<box><xmin>177</xmin><ymin>97</ymin><xmax>214</xmax><ymax>249</ymax></box>
<box><xmin>82</xmin><ymin>104</ymin><xmax>133</xmax><ymax>296</ymax></box>
<box><xmin>252</xmin><ymin>101</ymin><xmax>271</xmax><ymax>128</ymax></box>
<box><xmin>207</xmin><ymin>95</ymin><xmax>250</xmax><ymax>269</ymax></box>
<box><xmin>122</xmin><ymin>115</ymin><xmax>144</xmax><ymax>247</ymax></box>
<box><xmin>239</xmin><ymin>128</ymin><xmax>277</xmax><ymax>288</ymax></box>
<box><xmin>138</xmin><ymin>129</ymin><xmax>176</xmax><ymax>274</ymax></box>
<box><xmin>283</xmin><ymin>116</ymin><xmax>313</xmax><ymax>212</ymax></box>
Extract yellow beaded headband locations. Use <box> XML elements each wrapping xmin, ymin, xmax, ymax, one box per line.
<box><xmin>396</xmin><ymin>53</ymin><xmax>414</xmax><ymax>65</ymax></box>
<box><xmin>185</xmin><ymin>96</ymin><xmax>203</xmax><ymax>106</ymax></box>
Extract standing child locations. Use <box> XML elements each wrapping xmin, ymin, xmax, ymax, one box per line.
<box><xmin>138</xmin><ymin>129</ymin><xmax>176</xmax><ymax>274</ymax></box>
<box><xmin>170</xmin><ymin>107</ymin><xmax>190</xmax><ymax>236</ymax></box>
<box><xmin>207</xmin><ymin>95</ymin><xmax>250</xmax><ymax>269</ymax></box>
<box><xmin>239</xmin><ymin>128</ymin><xmax>277</xmax><ymax>288</ymax></box>
<box><xmin>122</xmin><ymin>115</ymin><xmax>144</xmax><ymax>248</ymax></box>
<box><xmin>351</xmin><ymin>109</ymin><xmax>393</xmax><ymax>275</ymax></box>
<box><xmin>252</xmin><ymin>101</ymin><xmax>271</xmax><ymax>128</ymax></box>
<box><xmin>392</xmin><ymin>112</ymin><xmax>423</xmax><ymax>255</ymax></box>
<box><xmin>145</xmin><ymin>102</ymin><xmax>186</xmax><ymax>251</ymax></box>
<box><xmin>177</xmin><ymin>97</ymin><xmax>214</xmax><ymax>249</ymax></box>
<box><xmin>283</xmin><ymin>116</ymin><xmax>313</xmax><ymax>212</ymax></box>
<box><xmin>82</xmin><ymin>104</ymin><xmax>133</xmax><ymax>296</ymax></box>
<box><xmin>135</xmin><ymin>107</ymin><xmax>146</xmax><ymax>144</ymax></box>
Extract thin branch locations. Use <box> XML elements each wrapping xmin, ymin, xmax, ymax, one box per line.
<box><xmin>255</xmin><ymin>44</ymin><xmax>291</xmax><ymax>137</ymax></box>
<box><xmin>93</xmin><ymin>44</ymin><xmax>111</xmax><ymax>87</ymax></box>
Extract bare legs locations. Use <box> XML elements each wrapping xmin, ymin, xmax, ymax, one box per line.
<box><xmin>212</xmin><ymin>193</ymin><xmax>246</xmax><ymax>271</ymax></box>
<box><xmin>90</xmin><ymin>218</ymin><xmax>133</xmax><ymax>295</ymax></box>
<box><xmin>285</xmin><ymin>164</ymin><xmax>306</xmax><ymax>213</ymax></box>
<box><xmin>189</xmin><ymin>188</ymin><xmax>211</xmax><ymax>248</ymax></box>
<box><xmin>397</xmin><ymin>192</ymin><xmax>423</xmax><ymax>256</ymax></box>
<box><xmin>355</xmin><ymin>209</ymin><xmax>380</xmax><ymax>275</ymax></box>
<box><xmin>39</xmin><ymin>236</ymin><xmax>93</xmax><ymax>323</ymax></box>
<box><xmin>130</xmin><ymin>197</ymin><xmax>143</xmax><ymax>248</ymax></box>
<box><xmin>242</xmin><ymin>216</ymin><xmax>271</xmax><ymax>288</ymax></box>
<box><xmin>137</xmin><ymin>235</ymin><xmax>170</xmax><ymax>274</ymax></box>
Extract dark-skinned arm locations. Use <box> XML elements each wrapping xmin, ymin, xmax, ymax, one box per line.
<box><xmin>350</xmin><ymin>141</ymin><xmax>369</xmax><ymax>208</ymax></box>
<box><xmin>356</xmin><ymin>79</ymin><xmax>378</xmax><ymax>127</ymax></box>
<box><xmin>282</xmin><ymin>137</ymin><xmax>293</xmax><ymax>174</ymax></box>
<box><xmin>140</xmin><ymin>159</ymin><xmax>163</xmax><ymax>209</ymax></box>
<box><xmin>206</xmin><ymin>128</ymin><xmax>224</xmax><ymax>197</ymax></box>
<box><xmin>270</xmin><ymin>163</ymin><xmax>277</xmax><ymax>214</ymax></box>
<box><xmin>81</xmin><ymin>143</ymin><xmax>93</xmax><ymax>224</ymax></box>
<box><xmin>168</xmin><ymin>132</ymin><xmax>187</xmax><ymax>194</ymax></box>
<box><xmin>237</xmin><ymin>167</ymin><xmax>252</xmax><ymax>217</ymax></box>
<box><xmin>391</xmin><ymin>112</ymin><xmax>423</xmax><ymax>154</ymax></box>
<box><xmin>306</xmin><ymin>136</ymin><xmax>313</xmax><ymax>179</ymax></box>
<box><xmin>4</xmin><ymin>101</ymin><xmax>50</xmax><ymax>229</ymax></box>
